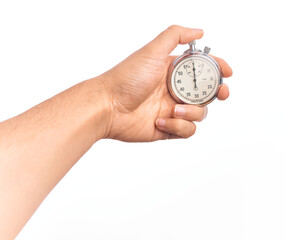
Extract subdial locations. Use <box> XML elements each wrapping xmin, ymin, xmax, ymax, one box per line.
<box><xmin>185</xmin><ymin>61</ymin><xmax>203</xmax><ymax>77</ymax></box>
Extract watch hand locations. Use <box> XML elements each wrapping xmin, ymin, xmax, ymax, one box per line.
<box><xmin>192</xmin><ymin>62</ymin><xmax>198</xmax><ymax>90</ymax></box>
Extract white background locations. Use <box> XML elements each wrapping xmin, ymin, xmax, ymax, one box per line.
<box><xmin>0</xmin><ymin>0</ymin><xmax>285</xmax><ymax>239</ymax></box>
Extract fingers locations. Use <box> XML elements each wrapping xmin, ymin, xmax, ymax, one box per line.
<box><xmin>210</xmin><ymin>55</ymin><xmax>233</xmax><ymax>78</ymax></box>
<box><xmin>208</xmin><ymin>56</ymin><xmax>232</xmax><ymax>101</ymax></box>
<box><xmin>155</xmin><ymin>104</ymin><xmax>206</xmax><ymax>139</ymax></box>
<box><xmin>144</xmin><ymin>25</ymin><xmax>204</xmax><ymax>57</ymax></box>
<box><xmin>156</xmin><ymin>118</ymin><xmax>196</xmax><ymax>139</ymax></box>
<box><xmin>217</xmin><ymin>84</ymin><xmax>230</xmax><ymax>100</ymax></box>
<box><xmin>171</xmin><ymin>105</ymin><xmax>207</xmax><ymax>122</ymax></box>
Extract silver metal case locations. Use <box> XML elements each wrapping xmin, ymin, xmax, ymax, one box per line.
<box><xmin>167</xmin><ymin>50</ymin><xmax>223</xmax><ymax>106</ymax></box>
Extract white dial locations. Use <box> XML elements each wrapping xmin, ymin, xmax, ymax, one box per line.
<box><xmin>170</xmin><ymin>55</ymin><xmax>221</xmax><ymax>105</ymax></box>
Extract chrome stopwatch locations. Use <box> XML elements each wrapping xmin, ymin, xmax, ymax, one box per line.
<box><xmin>167</xmin><ymin>41</ymin><xmax>223</xmax><ymax>106</ymax></box>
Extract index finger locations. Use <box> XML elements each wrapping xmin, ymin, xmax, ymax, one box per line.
<box><xmin>143</xmin><ymin>25</ymin><xmax>204</xmax><ymax>58</ymax></box>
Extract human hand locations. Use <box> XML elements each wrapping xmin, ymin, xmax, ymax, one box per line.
<box><xmin>101</xmin><ymin>25</ymin><xmax>233</xmax><ymax>142</ymax></box>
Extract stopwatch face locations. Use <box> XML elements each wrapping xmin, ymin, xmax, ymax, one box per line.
<box><xmin>170</xmin><ymin>55</ymin><xmax>221</xmax><ymax>105</ymax></box>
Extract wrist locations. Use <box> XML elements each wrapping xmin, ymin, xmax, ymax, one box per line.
<box><xmin>84</xmin><ymin>75</ymin><xmax>113</xmax><ymax>141</ymax></box>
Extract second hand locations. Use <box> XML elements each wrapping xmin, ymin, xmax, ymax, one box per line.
<box><xmin>192</xmin><ymin>62</ymin><xmax>198</xmax><ymax>91</ymax></box>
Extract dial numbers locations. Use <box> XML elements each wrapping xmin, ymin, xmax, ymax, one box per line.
<box><xmin>171</xmin><ymin>55</ymin><xmax>220</xmax><ymax>105</ymax></box>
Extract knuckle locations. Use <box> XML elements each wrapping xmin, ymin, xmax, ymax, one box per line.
<box><xmin>177</xmin><ymin>122</ymin><xmax>196</xmax><ymax>138</ymax></box>
<box><xmin>167</xmin><ymin>25</ymin><xmax>180</xmax><ymax>32</ymax></box>
<box><xmin>192</xmin><ymin>123</ymin><xmax>197</xmax><ymax>134</ymax></box>
<box><xmin>183</xmin><ymin>106</ymin><xmax>205</xmax><ymax>122</ymax></box>
<box><xmin>185</xmin><ymin>122</ymin><xmax>196</xmax><ymax>138</ymax></box>
<box><xmin>173</xmin><ymin>124</ymin><xmax>184</xmax><ymax>138</ymax></box>
<box><xmin>175</xmin><ymin>120</ymin><xmax>185</xmax><ymax>132</ymax></box>
<box><xmin>197</xmin><ymin>106</ymin><xmax>207</xmax><ymax>122</ymax></box>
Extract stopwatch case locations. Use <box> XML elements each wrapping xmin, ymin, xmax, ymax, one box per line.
<box><xmin>167</xmin><ymin>50</ymin><xmax>223</xmax><ymax>106</ymax></box>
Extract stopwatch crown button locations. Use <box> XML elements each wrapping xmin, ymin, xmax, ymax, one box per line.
<box><xmin>188</xmin><ymin>41</ymin><xmax>196</xmax><ymax>52</ymax></box>
<box><xmin>204</xmin><ymin>46</ymin><xmax>211</xmax><ymax>54</ymax></box>
<box><xmin>188</xmin><ymin>40</ymin><xmax>196</xmax><ymax>46</ymax></box>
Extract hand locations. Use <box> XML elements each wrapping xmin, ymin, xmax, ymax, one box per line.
<box><xmin>102</xmin><ymin>25</ymin><xmax>233</xmax><ymax>142</ymax></box>
<box><xmin>0</xmin><ymin>26</ymin><xmax>232</xmax><ymax>238</ymax></box>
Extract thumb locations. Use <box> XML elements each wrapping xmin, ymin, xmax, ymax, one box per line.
<box><xmin>142</xmin><ymin>25</ymin><xmax>204</xmax><ymax>58</ymax></box>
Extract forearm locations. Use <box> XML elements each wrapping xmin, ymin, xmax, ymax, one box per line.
<box><xmin>0</xmin><ymin>76</ymin><xmax>111</xmax><ymax>239</ymax></box>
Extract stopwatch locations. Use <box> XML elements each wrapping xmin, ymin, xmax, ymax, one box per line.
<box><xmin>167</xmin><ymin>41</ymin><xmax>223</xmax><ymax>106</ymax></box>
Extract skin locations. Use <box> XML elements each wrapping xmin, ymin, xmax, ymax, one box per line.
<box><xmin>0</xmin><ymin>25</ymin><xmax>232</xmax><ymax>239</ymax></box>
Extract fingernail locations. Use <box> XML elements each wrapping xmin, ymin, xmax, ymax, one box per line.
<box><xmin>202</xmin><ymin>106</ymin><xmax>208</xmax><ymax>120</ymax></box>
<box><xmin>156</xmin><ymin>119</ymin><xmax>166</xmax><ymax>127</ymax></box>
<box><xmin>192</xmin><ymin>28</ymin><xmax>203</xmax><ymax>32</ymax></box>
<box><xmin>174</xmin><ymin>106</ymin><xmax>186</xmax><ymax>116</ymax></box>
